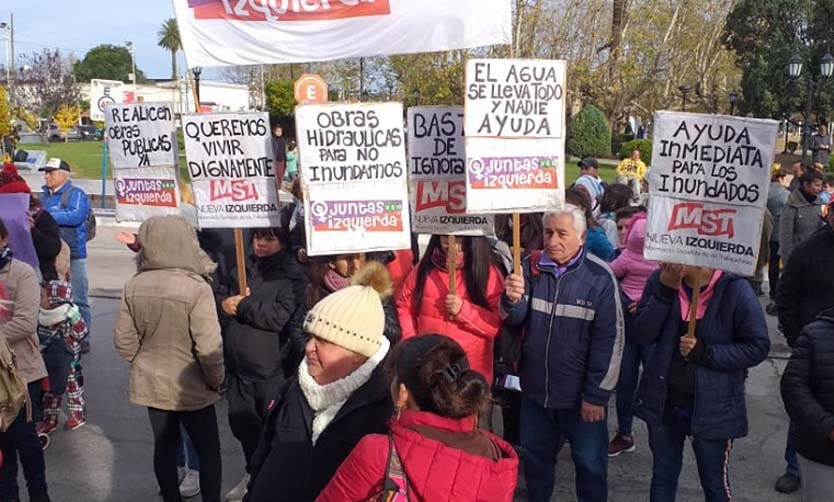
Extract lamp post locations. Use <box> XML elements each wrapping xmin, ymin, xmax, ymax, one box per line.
<box><xmin>192</xmin><ymin>66</ymin><xmax>202</xmax><ymax>109</ymax></box>
<box><xmin>678</xmin><ymin>85</ymin><xmax>693</xmax><ymax>112</ymax></box>
<box><xmin>728</xmin><ymin>91</ymin><xmax>739</xmax><ymax>116</ymax></box>
<box><xmin>787</xmin><ymin>51</ymin><xmax>834</xmax><ymax>162</ymax></box>
<box><xmin>125</xmin><ymin>41</ymin><xmax>136</xmax><ymax>90</ymax></box>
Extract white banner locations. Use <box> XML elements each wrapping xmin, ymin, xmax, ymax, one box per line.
<box><xmin>105</xmin><ymin>103</ymin><xmax>177</xmax><ymax>169</ymax></box>
<box><xmin>465</xmin><ymin>59</ymin><xmax>567</xmax><ymax>139</ymax></box>
<box><xmin>645</xmin><ymin>111</ymin><xmax>779</xmax><ymax>275</ymax></box>
<box><xmin>182</xmin><ymin>111</ymin><xmax>280</xmax><ymax>228</ymax></box>
<box><xmin>173</xmin><ymin>0</ymin><xmax>511</xmax><ymax>68</ymax></box>
<box><xmin>407</xmin><ymin>106</ymin><xmax>493</xmax><ymax>235</ymax></box>
<box><xmin>114</xmin><ymin>168</ymin><xmax>181</xmax><ymax>222</ymax></box>
<box><xmin>465</xmin><ymin>137</ymin><xmax>565</xmax><ymax>213</ymax></box>
<box><xmin>296</xmin><ymin>102</ymin><xmax>411</xmax><ymax>254</ymax></box>
<box><xmin>90</xmin><ymin>79</ymin><xmax>125</xmax><ymax>122</ymax></box>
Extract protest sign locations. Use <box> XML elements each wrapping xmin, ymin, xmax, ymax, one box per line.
<box><xmin>105</xmin><ymin>103</ymin><xmax>177</xmax><ymax>169</ymax></box>
<box><xmin>465</xmin><ymin>59</ymin><xmax>567</xmax><ymax>139</ymax></box>
<box><xmin>173</xmin><ymin>0</ymin><xmax>511</xmax><ymax>68</ymax></box>
<box><xmin>644</xmin><ymin>111</ymin><xmax>779</xmax><ymax>276</ymax></box>
<box><xmin>407</xmin><ymin>106</ymin><xmax>493</xmax><ymax>235</ymax></box>
<box><xmin>296</xmin><ymin>102</ymin><xmax>411</xmax><ymax>255</ymax></box>
<box><xmin>182</xmin><ymin>111</ymin><xmax>280</xmax><ymax>229</ymax></box>
<box><xmin>104</xmin><ymin>102</ymin><xmax>180</xmax><ymax>222</ymax></box>
<box><xmin>464</xmin><ymin>137</ymin><xmax>565</xmax><ymax>213</ymax></box>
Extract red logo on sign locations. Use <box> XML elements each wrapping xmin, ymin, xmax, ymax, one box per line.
<box><xmin>668</xmin><ymin>202</ymin><xmax>736</xmax><ymax>238</ymax></box>
<box><xmin>191</xmin><ymin>0</ymin><xmax>391</xmax><ymax>22</ymax></box>
<box><xmin>415</xmin><ymin>180</ymin><xmax>466</xmax><ymax>214</ymax></box>
<box><xmin>210</xmin><ymin>180</ymin><xmax>259</xmax><ymax>202</ymax></box>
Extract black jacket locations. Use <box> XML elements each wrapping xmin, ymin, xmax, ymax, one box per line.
<box><xmin>781</xmin><ymin>308</ymin><xmax>834</xmax><ymax>466</ymax></box>
<box><xmin>776</xmin><ymin>224</ymin><xmax>834</xmax><ymax>346</ymax></box>
<box><xmin>31</xmin><ymin>208</ymin><xmax>62</xmax><ymax>280</ymax></box>
<box><xmin>220</xmin><ymin>249</ymin><xmax>309</xmax><ymax>382</ymax></box>
<box><xmin>245</xmin><ymin>359</ymin><xmax>393</xmax><ymax>502</ymax></box>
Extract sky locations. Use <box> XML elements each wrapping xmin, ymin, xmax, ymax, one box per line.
<box><xmin>2</xmin><ymin>0</ymin><xmax>223</xmax><ymax>81</ymax></box>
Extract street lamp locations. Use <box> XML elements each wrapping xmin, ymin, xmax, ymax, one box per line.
<box><xmin>192</xmin><ymin>67</ymin><xmax>203</xmax><ymax>108</ymax></box>
<box><xmin>728</xmin><ymin>91</ymin><xmax>739</xmax><ymax>115</ymax></box>
<box><xmin>125</xmin><ymin>41</ymin><xmax>137</xmax><ymax>96</ymax></box>
<box><xmin>786</xmin><ymin>51</ymin><xmax>834</xmax><ymax>162</ymax></box>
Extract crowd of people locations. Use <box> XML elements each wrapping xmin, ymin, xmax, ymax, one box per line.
<box><xmin>0</xmin><ymin>140</ymin><xmax>833</xmax><ymax>502</ymax></box>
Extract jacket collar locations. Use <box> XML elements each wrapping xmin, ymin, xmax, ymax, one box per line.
<box><xmin>536</xmin><ymin>247</ymin><xmax>586</xmax><ymax>277</ymax></box>
<box><xmin>394</xmin><ymin>409</ymin><xmax>476</xmax><ymax>433</ymax></box>
<box><xmin>42</xmin><ymin>180</ymin><xmax>73</xmax><ymax>196</ymax></box>
<box><xmin>788</xmin><ymin>187</ymin><xmax>820</xmax><ymax>208</ymax></box>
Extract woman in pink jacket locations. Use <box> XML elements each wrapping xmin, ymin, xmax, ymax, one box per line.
<box><xmin>396</xmin><ymin>235</ymin><xmax>504</xmax><ymax>384</ymax></box>
<box><xmin>607</xmin><ymin>212</ymin><xmax>660</xmax><ymax>457</ymax></box>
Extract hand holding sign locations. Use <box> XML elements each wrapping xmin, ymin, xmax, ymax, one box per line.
<box><xmin>659</xmin><ymin>263</ymin><xmax>685</xmax><ymax>290</ymax></box>
<box><xmin>505</xmin><ymin>273</ymin><xmax>525</xmax><ymax>304</ymax></box>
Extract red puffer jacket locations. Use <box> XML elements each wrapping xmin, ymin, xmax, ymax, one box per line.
<box><xmin>396</xmin><ymin>266</ymin><xmax>504</xmax><ymax>383</ymax></box>
<box><xmin>316</xmin><ymin>410</ymin><xmax>519</xmax><ymax>502</ymax></box>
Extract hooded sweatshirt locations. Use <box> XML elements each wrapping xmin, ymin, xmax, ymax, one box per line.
<box><xmin>609</xmin><ymin>214</ymin><xmax>658</xmax><ymax>302</ymax></box>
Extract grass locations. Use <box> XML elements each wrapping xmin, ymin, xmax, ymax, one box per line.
<box><xmin>33</xmin><ymin>140</ymin><xmax>620</xmax><ymax>184</ymax></box>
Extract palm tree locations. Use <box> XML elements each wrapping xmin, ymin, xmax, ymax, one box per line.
<box><xmin>157</xmin><ymin>18</ymin><xmax>182</xmax><ymax>82</ymax></box>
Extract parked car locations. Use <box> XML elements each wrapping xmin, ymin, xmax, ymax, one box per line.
<box><xmin>78</xmin><ymin>125</ymin><xmax>101</xmax><ymax>141</ymax></box>
<box><xmin>48</xmin><ymin>124</ymin><xmax>81</xmax><ymax>142</ymax></box>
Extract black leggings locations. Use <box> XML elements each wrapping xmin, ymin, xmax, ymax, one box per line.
<box><xmin>148</xmin><ymin>405</ymin><xmax>221</xmax><ymax>502</ymax></box>
<box><xmin>768</xmin><ymin>241</ymin><xmax>781</xmax><ymax>300</ymax></box>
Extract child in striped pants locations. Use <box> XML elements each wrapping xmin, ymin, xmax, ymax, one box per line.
<box><xmin>36</xmin><ymin>280</ymin><xmax>88</xmax><ymax>437</ymax></box>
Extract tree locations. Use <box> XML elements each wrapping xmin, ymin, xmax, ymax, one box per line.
<box><xmin>73</xmin><ymin>44</ymin><xmax>147</xmax><ymax>83</ymax></box>
<box><xmin>158</xmin><ymin>19</ymin><xmax>182</xmax><ymax>82</ymax></box>
<box><xmin>0</xmin><ymin>87</ymin><xmax>12</xmax><ymax>137</ymax></box>
<box><xmin>265</xmin><ymin>80</ymin><xmax>296</xmax><ymax>131</ymax></box>
<box><xmin>54</xmin><ymin>104</ymin><xmax>81</xmax><ymax>141</ymax></box>
<box><xmin>16</xmin><ymin>49</ymin><xmax>80</xmax><ymax>119</ymax></box>
<box><xmin>567</xmin><ymin>105</ymin><xmax>612</xmax><ymax>158</ymax></box>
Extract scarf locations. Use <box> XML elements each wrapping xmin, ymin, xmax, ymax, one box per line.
<box><xmin>323</xmin><ymin>268</ymin><xmax>351</xmax><ymax>293</ymax></box>
<box><xmin>431</xmin><ymin>247</ymin><xmax>464</xmax><ymax>271</ymax></box>
<box><xmin>0</xmin><ymin>246</ymin><xmax>13</xmax><ymax>270</ymax></box>
<box><xmin>298</xmin><ymin>337</ymin><xmax>390</xmax><ymax>445</ymax></box>
<box><xmin>678</xmin><ymin>270</ymin><xmax>723</xmax><ymax>321</ymax></box>
<box><xmin>39</xmin><ymin>304</ymin><xmax>77</xmax><ymax>327</ymax></box>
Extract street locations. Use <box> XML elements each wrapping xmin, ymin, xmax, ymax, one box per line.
<box><xmin>19</xmin><ymin>224</ymin><xmax>801</xmax><ymax>501</ymax></box>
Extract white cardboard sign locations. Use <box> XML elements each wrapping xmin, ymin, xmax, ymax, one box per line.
<box><xmin>105</xmin><ymin>103</ymin><xmax>177</xmax><ymax>169</ymax></box>
<box><xmin>407</xmin><ymin>106</ymin><xmax>493</xmax><ymax>235</ymax></box>
<box><xmin>644</xmin><ymin>111</ymin><xmax>779</xmax><ymax>275</ymax></box>
<box><xmin>182</xmin><ymin>111</ymin><xmax>280</xmax><ymax>229</ymax></box>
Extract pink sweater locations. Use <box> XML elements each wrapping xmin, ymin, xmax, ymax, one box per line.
<box><xmin>609</xmin><ymin>215</ymin><xmax>659</xmax><ymax>303</ymax></box>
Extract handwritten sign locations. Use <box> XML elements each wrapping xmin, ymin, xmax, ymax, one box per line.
<box><xmin>296</xmin><ymin>102</ymin><xmax>411</xmax><ymax>255</ymax></box>
<box><xmin>182</xmin><ymin>111</ymin><xmax>280</xmax><ymax>229</ymax></box>
<box><xmin>644</xmin><ymin>111</ymin><xmax>779</xmax><ymax>275</ymax></box>
<box><xmin>465</xmin><ymin>59</ymin><xmax>566</xmax><ymax>139</ymax></box>
<box><xmin>465</xmin><ymin>137</ymin><xmax>565</xmax><ymax>213</ymax></box>
<box><xmin>105</xmin><ymin>103</ymin><xmax>177</xmax><ymax>169</ymax></box>
<box><xmin>407</xmin><ymin>106</ymin><xmax>493</xmax><ymax>235</ymax></box>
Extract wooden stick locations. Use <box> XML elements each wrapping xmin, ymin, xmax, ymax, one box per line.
<box><xmin>234</xmin><ymin>229</ymin><xmax>247</xmax><ymax>294</ymax></box>
<box><xmin>684</xmin><ymin>267</ymin><xmax>704</xmax><ymax>340</ymax></box>
<box><xmin>512</xmin><ymin>213</ymin><xmax>521</xmax><ymax>275</ymax></box>
<box><xmin>448</xmin><ymin>235</ymin><xmax>457</xmax><ymax>295</ymax></box>
<box><xmin>359</xmin><ymin>252</ymin><xmax>366</xmax><ymax>267</ymax></box>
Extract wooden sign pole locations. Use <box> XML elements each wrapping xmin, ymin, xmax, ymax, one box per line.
<box><xmin>512</xmin><ymin>213</ymin><xmax>522</xmax><ymax>275</ymax></box>
<box><xmin>448</xmin><ymin>235</ymin><xmax>458</xmax><ymax>295</ymax></box>
<box><xmin>684</xmin><ymin>267</ymin><xmax>704</xmax><ymax>341</ymax></box>
<box><xmin>189</xmin><ymin>70</ymin><xmax>248</xmax><ymax>294</ymax></box>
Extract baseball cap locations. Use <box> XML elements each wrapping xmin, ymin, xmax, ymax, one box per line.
<box><xmin>578</xmin><ymin>157</ymin><xmax>599</xmax><ymax>169</ymax></box>
<box><xmin>39</xmin><ymin>158</ymin><xmax>71</xmax><ymax>173</ymax></box>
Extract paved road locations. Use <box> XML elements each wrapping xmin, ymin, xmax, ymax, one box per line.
<box><xmin>13</xmin><ymin>224</ymin><xmax>802</xmax><ymax>501</ymax></box>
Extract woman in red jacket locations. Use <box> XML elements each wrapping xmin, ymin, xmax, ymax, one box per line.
<box><xmin>317</xmin><ymin>334</ymin><xmax>519</xmax><ymax>502</ymax></box>
<box><xmin>396</xmin><ymin>235</ymin><xmax>504</xmax><ymax>383</ymax></box>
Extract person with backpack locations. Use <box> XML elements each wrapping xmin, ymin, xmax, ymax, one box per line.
<box><xmin>0</xmin><ymin>217</ymin><xmax>51</xmax><ymax>502</ymax></box>
<box><xmin>317</xmin><ymin>334</ymin><xmax>519</xmax><ymax>502</ymax></box>
<box><xmin>396</xmin><ymin>235</ymin><xmax>504</xmax><ymax>384</ymax></box>
<box><xmin>39</xmin><ymin>158</ymin><xmax>93</xmax><ymax>353</ymax></box>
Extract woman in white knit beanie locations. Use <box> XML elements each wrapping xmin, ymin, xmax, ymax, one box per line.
<box><xmin>245</xmin><ymin>262</ymin><xmax>395</xmax><ymax>502</ymax></box>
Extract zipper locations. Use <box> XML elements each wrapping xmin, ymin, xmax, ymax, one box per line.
<box><xmin>542</xmin><ymin>265</ymin><xmax>579</xmax><ymax>408</ymax></box>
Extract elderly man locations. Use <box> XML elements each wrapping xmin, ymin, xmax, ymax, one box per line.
<box><xmin>501</xmin><ymin>205</ymin><xmax>624</xmax><ymax>502</ymax></box>
<box><xmin>39</xmin><ymin>158</ymin><xmax>92</xmax><ymax>351</ymax></box>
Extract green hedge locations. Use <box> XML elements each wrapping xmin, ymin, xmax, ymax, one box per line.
<box><xmin>567</xmin><ymin>105</ymin><xmax>611</xmax><ymax>158</ymax></box>
<box><xmin>619</xmin><ymin>139</ymin><xmax>653</xmax><ymax>162</ymax></box>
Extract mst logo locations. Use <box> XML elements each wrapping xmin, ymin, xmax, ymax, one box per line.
<box><xmin>668</xmin><ymin>202</ymin><xmax>735</xmax><ymax>238</ymax></box>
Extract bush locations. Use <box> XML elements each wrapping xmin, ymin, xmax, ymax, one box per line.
<box><xmin>567</xmin><ymin>105</ymin><xmax>611</xmax><ymax>158</ymax></box>
<box><xmin>619</xmin><ymin>139</ymin><xmax>653</xmax><ymax>162</ymax></box>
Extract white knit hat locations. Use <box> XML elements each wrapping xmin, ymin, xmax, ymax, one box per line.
<box><xmin>303</xmin><ymin>262</ymin><xmax>393</xmax><ymax>358</ymax></box>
